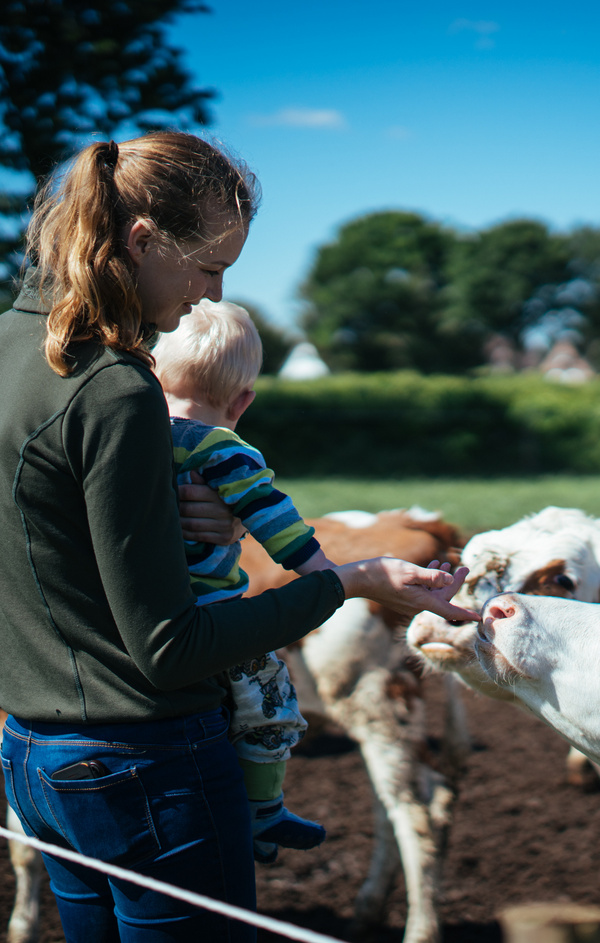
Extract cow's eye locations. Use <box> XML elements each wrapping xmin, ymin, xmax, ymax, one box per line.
<box><xmin>555</xmin><ymin>574</ymin><xmax>575</xmax><ymax>591</ymax></box>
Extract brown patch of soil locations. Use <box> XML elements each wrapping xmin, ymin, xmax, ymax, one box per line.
<box><xmin>2</xmin><ymin>674</ymin><xmax>600</xmax><ymax>943</ymax></box>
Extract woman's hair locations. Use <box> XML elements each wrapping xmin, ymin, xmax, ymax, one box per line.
<box><xmin>25</xmin><ymin>132</ymin><xmax>260</xmax><ymax>375</ymax></box>
<box><xmin>153</xmin><ymin>299</ymin><xmax>263</xmax><ymax>408</ymax></box>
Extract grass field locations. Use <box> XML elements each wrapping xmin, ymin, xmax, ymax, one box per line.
<box><xmin>276</xmin><ymin>474</ymin><xmax>600</xmax><ymax>536</ymax></box>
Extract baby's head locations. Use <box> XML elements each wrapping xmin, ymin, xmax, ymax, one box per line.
<box><xmin>153</xmin><ymin>300</ymin><xmax>263</xmax><ymax>413</ymax></box>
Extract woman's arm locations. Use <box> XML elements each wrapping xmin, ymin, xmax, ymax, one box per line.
<box><xmin>77</xmin><ymin>369</ymin><xmax>477</xmax><ymax>692</ymax></box>
<box><xmin>177</xmin><ymin>478</ymin><xmax>478</xmax><ymax>625</ymax></box>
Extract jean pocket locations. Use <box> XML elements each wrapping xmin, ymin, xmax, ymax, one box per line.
<box><xmin>38</xmin><ymin>766</ymin><xmax>160</xmax><ymax>867</ymax></box>
<box><xmin>1</xmin><ymin>755</ymin><xmax>19</xmax><ymax>817</ymax></box>
<box><xmin>1</xmin><ymin>754</ymin><xmax>34</xmax><ymax>834</ymax></box>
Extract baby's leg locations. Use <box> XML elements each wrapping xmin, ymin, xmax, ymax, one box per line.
<box><xmin>225</xmin><ymin>652</ymin><xmax>326</xmax><ymax>862</ymax></box>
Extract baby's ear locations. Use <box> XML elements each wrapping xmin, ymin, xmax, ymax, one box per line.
<box><xmin>227</xmin><ymin>389</ymin><xmax>256</xmax><ymax>422</ymax></box>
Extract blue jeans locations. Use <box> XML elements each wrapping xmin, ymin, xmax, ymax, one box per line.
<box><xmin>1</xmin><ymin>710</ymin><xmax>256</xmax><ymax>942</ymax></box>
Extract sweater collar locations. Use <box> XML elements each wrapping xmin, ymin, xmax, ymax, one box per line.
<box><xmin>13</xmin><ymin>267</ymin><xmax>50</xmax><ymax>315</ymax></box>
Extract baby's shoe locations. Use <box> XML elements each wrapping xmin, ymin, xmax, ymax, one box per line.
<box><xmin>249</xmin><ymin>792</ymin><xmax>326</xmax><ymax>864</ymax></box>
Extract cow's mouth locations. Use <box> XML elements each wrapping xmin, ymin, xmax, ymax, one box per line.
<box><xmin>416</xmin><ymin>639</ymin><xmax>467</xmax><ymax>668</ymax></box>
<box><xmin>475</xmin><ymin>622</ymin><xmax>524</xmax><ymax>683</ymax></box>
<box><xmin>474</xmin><ymin>635</ymin><xmax>502</xmax><ymax>677</ymax></box>
<box><xmin>420</xmin><ymin>641</ymin><xmax>455</xmax><ymax>654</ymax></box>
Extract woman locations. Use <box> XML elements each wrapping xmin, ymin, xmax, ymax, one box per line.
<box><xmin>0</xmin><ymin>131</ymin><xmax>477</xmax><ymax>942</ymax></box>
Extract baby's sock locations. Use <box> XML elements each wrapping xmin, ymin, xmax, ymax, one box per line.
<box><xmin>240</xmin><ymin>758</ymin><xmax>326</xmax><ymax>863</ymax></box>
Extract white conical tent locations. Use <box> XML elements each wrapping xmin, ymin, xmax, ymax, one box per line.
<box><xmin>278</xmin><ymin>342</ymin><xmax>330</xmax><ymax>380</ymax></box>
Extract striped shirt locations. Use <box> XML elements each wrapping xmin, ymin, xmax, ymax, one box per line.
<box><xmin>171</xmin><ymin>417</ymin><xmax>320</xmax><ymax>604</ymax></box>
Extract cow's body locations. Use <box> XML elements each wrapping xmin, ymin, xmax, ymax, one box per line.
<box><xmin>406</xmin><ymin>506</ymin><xmax>600</xmax><ymax>783</ymax></box>
<box><xmin>476</xmin><ymin>592</ymin><xmax>600</xmax><ymax>767</ymax></box>
<box><xmin>2</xmin><ymin>507</ymin><xmax>465</xmax><ymax>943</ymax></box>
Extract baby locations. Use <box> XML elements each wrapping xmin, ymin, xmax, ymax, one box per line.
<box><xmin>153</xmin><ymin>299</ymin><xmax>336</xmax><ymax>863</ymax></box>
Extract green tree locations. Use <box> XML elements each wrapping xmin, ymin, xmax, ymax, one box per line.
<box><xmin>441</xmin><ymin>219</ymin><xmax>572</xmax><ymax>351</ymax></box>
<box><xmin>299</xmin><ymin>211</ymin><xmax>457</xmax><ymax>372</ymax></box>
<box><xmin>0</xmin><ymin>0</ymin><xmax>213</xmax><ymax>292</ymax></box>
<box><xmin>560</xmin><ymin>226</ymin><xmax>600</xmax><ymax>368</ymax></box>
<box><xmin>568</xmin><ymin>226</ymin><xmax>600</xmax><ymax>286</ymax></box>
<box><xmin>233</xmin><ymin>300</ymin><xmax>294</xmax><ymax>375</ymax></box>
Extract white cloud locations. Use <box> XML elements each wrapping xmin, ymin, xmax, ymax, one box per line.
<box><xmin>449</xmin><ymin>18</ymin><xmax>500</xmax><ymax>48</ymax></box>
<box><xmin>248</xmin><ymin>107</ymin><xmax>347</xmax><ymax>129</ymax></box>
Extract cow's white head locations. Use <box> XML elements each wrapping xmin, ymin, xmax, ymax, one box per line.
<box><xmin>476</xmin><ymin>592</ymin><xmax>600</xmax><ymax>766</ymax></box>
<box><xmin>406</xmin><ymin>507</ymin><xmax>600</xmax><ymax>698</ymax></box>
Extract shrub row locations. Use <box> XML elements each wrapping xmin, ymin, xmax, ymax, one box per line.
<box><xmin>236</xmin><ymin>372</ymin><xmax>600</xmax><ymax>477</ymax></box>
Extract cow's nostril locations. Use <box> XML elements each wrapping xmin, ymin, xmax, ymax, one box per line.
<box><xmin>487</xmin><ymin>603</ymin><xmax>514</xmax><ymax>620</ymax></box>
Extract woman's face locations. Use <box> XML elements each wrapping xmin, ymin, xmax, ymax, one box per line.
<box><xmin>127</xmin><ymin>214</ymin><xmax>247</xmax><ymax>333</ymax></box>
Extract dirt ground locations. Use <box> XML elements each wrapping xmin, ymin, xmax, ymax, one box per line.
<box><xmin>2</xmin><ymin>673</ymin><xmax>600</xmax><ymax>943</ymax></box>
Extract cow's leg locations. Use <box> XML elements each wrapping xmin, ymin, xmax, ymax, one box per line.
<box><xmin>352</xmin><ymin>794</ymin><xmax>400</xmax><ymax>931</ymax></box>
<box><xmin>358</xmin><ymin>739</ymin><xmax>449</xmax><ymax>943</ymax></box>
<box><xmin>328</xmin><ymin>667</ymin><xmax>450</xmax><ymax>943</ymax></box>
<box><xmin>6</xmin><ymin>805</ymin><xmax>42</xmax><ymax>943</ymax></box>
<box><xmin>565</xmin><ymin>745</ymin><xmax>600</xmax><ymax>788</ymax></box>
<box><xmin>441</xmin><ymin>674</ymin><xmax>471</xmax><ymax>778</ymax></box>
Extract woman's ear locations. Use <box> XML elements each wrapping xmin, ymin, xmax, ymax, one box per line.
<box><xmin>126</xmin><ymin>220</ymin><xmax>154</xmax><ymax>267</ymax></box>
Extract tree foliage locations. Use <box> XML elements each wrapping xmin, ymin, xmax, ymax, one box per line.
<box><xmin>301</xmin><ymin>212</ymin><xmax>600</xmax><ymax>374</ymax></box>
<box><xmin>0</xmin><ymin>0</ymin><xmax>213</xmax><ymax>290</ymax></box>
<box><xmin>300</xmin><ymin>212</ymin><xmax>455</xmax><ymax>372</ymax></box>
<box><xmin>562</xmin><ymin>227</ymin><xmax>600</xmax><ymax>366</ymax></box>
<box><xmin>441</xmin><ymin>220</ymin><xmax>571</xmax><ymax>339</ymax></box>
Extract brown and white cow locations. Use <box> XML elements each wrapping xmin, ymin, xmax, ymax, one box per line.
<box><xmin>2</xmin><ymin>507</ymin><xmax>465</xmax><ymax>943</ymax></box>
<box><xmin>406</xmin><ymin>506</ymin><xmax>600</xmax><ymax>784</ymax></box>
<box><xmin>241</xmin><ymin>507</ymin><xmax>466</xmax><ymax>943</ymax></box>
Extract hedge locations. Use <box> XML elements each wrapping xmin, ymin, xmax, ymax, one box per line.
<box><xmin>236</xmin><ymin>372</ymin><xmax>600</xmax><ymax>477</ymax></box>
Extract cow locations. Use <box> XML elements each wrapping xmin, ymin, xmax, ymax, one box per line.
<box><xmin>2</xmin><ymin>507</ymin><xmax>466</xmax><ymax>943</ymax></box>
<box><xmin>476</xmin><ymin>592</ymin><xmax>600</xmax><ymax>769</ymax></box>
<box><xmin>242</xmin><ymin>507</ymin><xmax>467</xmax><ymax>943</ymax></box>
<box><xmin>406</xmin><ymin>506</ymin><xmax>600</xmax><ymax>785</ymax></box>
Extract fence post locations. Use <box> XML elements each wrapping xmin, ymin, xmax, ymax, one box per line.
<box><xmin>498</xmin><ymin>903</ymin><xmax>600</xmax><ymax>943</ymax></box>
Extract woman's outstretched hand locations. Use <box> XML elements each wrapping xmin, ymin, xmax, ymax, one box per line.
<box><xmin>332</xmin><ymin>556</ymin><xmax>480</xmax><ymax>624</ymax></box>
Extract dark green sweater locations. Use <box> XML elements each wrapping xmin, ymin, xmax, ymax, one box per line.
<box><xmin>0</xmin><ymin>279</ymin><xmax>344</xmax><ymax>723</ymax></box>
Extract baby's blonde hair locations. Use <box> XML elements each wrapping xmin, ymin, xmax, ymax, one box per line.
<box><xmin>153</xmin><ymin>299</ymin><xmax>263</xmax><ymax>408</ymax></box>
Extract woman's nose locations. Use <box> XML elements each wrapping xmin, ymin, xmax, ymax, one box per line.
<box><xmin>204</xmin><ymin>275</ymin><xmax>224</xmax><ymax>303</ymax></box>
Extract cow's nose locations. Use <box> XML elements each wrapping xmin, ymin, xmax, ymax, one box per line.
<box><xmin>486</xmin><ymin>600</ymin><xmax>516</xmax><ymax>621</ymax></box>
<box><xmin>482</xmin><ymin>592</ymin><xmax>521</xmax><ymax>625</ymax></box>
<box><xmin>479</xmin><ymin>594</ymin><xmax>520</xmax><ymax>638</ymax></box>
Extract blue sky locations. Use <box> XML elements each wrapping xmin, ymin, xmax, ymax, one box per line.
<box><xmin>164</xmin><ymin>1</ymin><xmax>600</xmax><ymax>334</ymax></box>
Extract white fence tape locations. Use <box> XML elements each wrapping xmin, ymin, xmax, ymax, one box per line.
<box><xmin>0</xmin><ymin>824</ymin><xmax>345</xmax><ymax>943</ymax></box>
